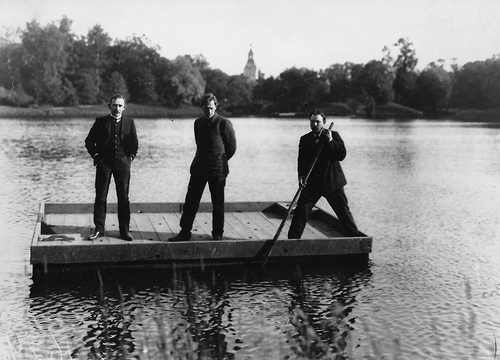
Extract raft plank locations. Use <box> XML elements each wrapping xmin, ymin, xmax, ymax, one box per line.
<box><xmin>258</xmin><ymin>211</ymin><xmax>294</xmax><ymax>238</ymax></box>
<box><xmin>232</xmin><ymin>212</ymin><xmax>273</xmax><ymax>240</ymax></box>
<box><xmin>192</xmin><ymin>213</ymin><xmax>212</xmax><ymax>240</ymax></box>
<box><xmin>217</xmin><ymin>214</ymin><xmax>241</xmax><ymax>240</ymax></box>
<box><xmin>132</xmin><ymin>212</ymin><xmax>161</xmax><ymax>242</ymax></box>
<box><xmin>161</xmin><ymin>213</ymin><xmax>183</xmax><ymax>238</ymax></box>
<box><xmin>147</xmin><ymin>212</ymin><xmax>173</xmax><ymax>241</ymax></box>
<box><xmin>224</xmin><ymin>212</ymin><xmax>256</xmax><ymax>240</ymax></box>
<box><xmin>249</xmin><ymin>212</ymin><xmax>286</xmax><ymax>239</ymax></box>
<box><xmin>75</xmin><ymin>213</ymin><xmax>92</xmax><ymax>240</ymax></box>
<box><xmin>31</xmin><ymin>202</ymin><xmax>373</xmax><ymax>267</ymax></box>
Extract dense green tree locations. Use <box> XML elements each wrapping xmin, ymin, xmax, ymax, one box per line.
<box><xmin>0</xmin><ymin>30</ymin><xmax>32</xmax><ymax>106</ymax></box>
<box><xmin>391</xmin><ymin>38</ymin><xmax>419</xmax><ymax>106</ymax></box>
<box><xmin>413</xmin><ymin>63</ymin><xmax>452</xmax><ymax>110</ymax></box>
<box><xmin>392</xmin><ymin>38</ymin><xmax>418</xmax><ymax>72</ymax></box>
<box><xmin>252</xmin><ymin>76</ymin><xmax>276</xmax><ymax>102</ymax></box>
<box><xmin>61</xmin><ymin>78</ymin><xmax>79</xmax><ymax>106</ymax></box>
<box><xmin>451</xmin><ymin>61</ymin><xmax>487</xmax><ymax>109</ymax></box>
<box><xmin>153</xmin><ymin>57</ymin><xmax>174</xmax><ymax>104</ymax></box>
<box><xmin>20</xmin><ymin>19</ymin><xmax>72</xmax><ymax>105</ymax></box>
<box><xmin>103</xmin><ymin>71</ymin><xmax>129</xmax><ymax>101</ymax></box>
<box><xmin>484</xmin><ymin>58</ymin><xmax>500</xmax><ymax>108</ymax></box>
<box><xmin>74</xmin><ymin>68</ymin><xmax>101</xmax><ymax>104</ymax></box>
<box><xmin>0</xmin><ymin>40</ymin><xmax>29</xmax><ymax>106</ymax></box>
<box><xmin>273</xmin><ymin>67</ymin><xmax>328</xmax><ymax>112</ymax></box>
<box><xmin>357</xmin><ymin>60</ymin><xmax>395</xmax><ymax>105</ymax></box>
<box><xmin>323</xmin><ymin>63</ymin><xmax>355</xmax><ymax>102</ymax></box>
<box><xmin>201</xmin><ymin>68</ymin><xmax>230</xmax><ymax>100</ymax></box>
<box><xmin>225</xmin><ymin>75</ymin><xmax>253</xmax><ymax>109</ymax></box>
<box><xmin>450</xmin><ymin>58</ymin><xmax>500</xmax><ymax>109</ymax></box>
<box><xmin>186</xmin><ymin>54</ymin><xmax>210</xmax><ymax>70</ymax></box>
<box><xmin>64</xmin><ymin>25</ymin><xmax>111</xmax><ymax>103</ymax></box>
<box><xmin>87</xmin><ymin>25</ymin><xmax>111</xmax><ymax>76</ymax></box>
<box><xmin>8</xmin><ymin>15</ymin><xmax>500</xmax><ymax>115</ymax></box>
<box><xmin>107</xmin><ymin>36</ymin><xmax>160</xmax><ymax>103</ymax></box>
<box><xmin>393</xmin><ymin>69</ymin><xmax>418</xmax><ymax>106</ymax></box>
<box><xmin>168</xmin><ymin>55</ymin><xmax>206</xmax><ymax>105</ymax></box>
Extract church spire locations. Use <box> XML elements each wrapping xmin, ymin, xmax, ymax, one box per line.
<box><xmin>243</xmin><ymin>44</ymin><xmax>257</xmax><ymax>81</ymax></box>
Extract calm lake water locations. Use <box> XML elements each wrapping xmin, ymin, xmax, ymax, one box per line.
<box><xmin>0</xmin><ymin>116</ymin><xmax>499</xmax><ymax>359</ymax></box>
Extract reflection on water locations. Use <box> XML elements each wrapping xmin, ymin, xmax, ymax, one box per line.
<box><xmin>27</xmin><ymin>262</ymin><xmax>372</xmax><ymax>358</ymax></box>
<box><xmin>1</xmin><ymin>117</ymin><xmax>500</xmax><ymax>359</ymax></box>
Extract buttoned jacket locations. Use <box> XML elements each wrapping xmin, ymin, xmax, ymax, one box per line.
<box><xmin>297</xmin><ymin>130</ymin><xmax>348</xmax><ymax>193</ymax></box>
<box><xmin>189</xmin><ymin>113</ymin><xmax>236</xmax><ymax>178</ymax></box>
<box><xmin>85</xmin><ymin>115</ymin><xmax>138</xmax><ymax>159</ymax></box>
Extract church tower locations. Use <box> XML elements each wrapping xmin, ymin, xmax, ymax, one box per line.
<box><xmin>243</xmin><ymin>46</ymin><xmax>257</xmax><ymax>81</ymax></box>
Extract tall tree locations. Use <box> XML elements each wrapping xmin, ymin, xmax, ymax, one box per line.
<box><xmin>391</xmin><ymin>38</ymin><xmax>419</xmax><ymax>106</ymax></box>
<box><xmin>225</xmin><ymin>75</ymin><xmax>253</xmax><ymax>110</ymax></box>
<box><xmin>87</xmin><ymin>25</ymin><xmax>111</xmax><ymax>77</ymax></box>
<box><xmin>103</xmin><ymin>71</ymin><xmax>129</xmax><ymax>101</ymax></box>
<box><xmin>252</xmin><ymin>76</ymin><xmax>276</xmax><ymax>103</ymax></box>
<box><xmin>357</xmin><ymin>60</ymin><xmax>395</xmax><ymax>105</ymax></box>
<box><xmin>107</xmin><ymin>36</ymin><xmax>160</xmax><ymax>103</ymax></box>
<box><xmin>168</xmin><ymin>55</ymin><xmax>206</xmax><ymax>105</ymax></box>
<box><xmin>413</xmin><ymin>63</ymin><xmax>452</xmax><ymax>110</ymax></box>
<box><xmin>201</xmin><ymin>68</ymin><xmax>230</xmax><ymax>100</ymax></box>
<box><xmin>19</xmin><ymin>18</ymin><xmax>73</xmax><ymax>105</ymax></box>
<box><xmin>323</xmin><ymin>62</ymin><xmax>356</xmax><ymax>102</ymax></box>
<box><xmin>484</xmin><ymin>57</ymin><xmax>500</xmax><ymax>108</ymax></box>
<box><xmin>273</xmin><ymin>67</ymin><xmax>327</xmax><ymax>112</ymax></box>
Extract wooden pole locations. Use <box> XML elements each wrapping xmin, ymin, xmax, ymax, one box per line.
<box><xmin>261</xmin><ymin>122</ymin><xmax>334</xmax><ymax>265</ymax></box>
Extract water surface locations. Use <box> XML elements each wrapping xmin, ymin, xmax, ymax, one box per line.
<box><xmin>0</xmin><ymin>117</ymin><xmax>499</xmax><ymax>359</ymax></box>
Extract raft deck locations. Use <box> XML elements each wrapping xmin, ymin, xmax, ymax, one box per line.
<box><xmin>30</xmin><ymin>202</ymin><xmax>372</xmax><ymax>269</ymax></box>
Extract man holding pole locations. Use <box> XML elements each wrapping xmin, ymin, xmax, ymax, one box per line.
<box><xmin>288</xmin><ymin>109</ymin><xmax>361</xmax><ymax>239</ymax></box>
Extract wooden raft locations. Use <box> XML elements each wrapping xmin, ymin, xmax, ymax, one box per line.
<box><xmin>30</xmin><ymin>202</ymin><xmax>372</xmax><ymax>268</ymax></box>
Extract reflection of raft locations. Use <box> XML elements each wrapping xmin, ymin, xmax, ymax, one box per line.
<box><xmin>30</xmin><ymin>202</ymin><xmax>372</xmax><ymax>271</ymax></box>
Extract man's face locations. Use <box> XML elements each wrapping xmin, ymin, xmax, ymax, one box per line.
<box><xmin>108</xmin><ymin>98</ymin><xmax>126</xmax><ymax>117</ymax></box>
<box><xmin>202</xmin><ymin>100</ymin><xmax>217</xmax><ymax>119</ymax></box>
<box><xmin>309</xmin><ymin>114</ymin><xmax>325</xmax><ymax>133</ymax></box>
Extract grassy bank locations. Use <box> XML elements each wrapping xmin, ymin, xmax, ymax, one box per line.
<box><xmin>2</xmin><ymin>103</ymin><xmax>500</xmax><ymax>122</ymax></box>
<box><xmin>0</xmin><ymin>103</ymin><xmax>203</xmax><ymax>119</ymax></box>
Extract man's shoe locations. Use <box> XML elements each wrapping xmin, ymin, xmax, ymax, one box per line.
<box><xmin>89</xmin><ymin>230</ymin><xmax>103</xmax><ymax>240</ymax></box>
<box><xmin>120</xmin><ymin>231</ymin><xmax>134</xmax><ymax>241</ymax></box>
<box><xmin>169</xmin><ymin>232</ymin><xmax>191</xmax><ymax>242</ymax></box>
<box><xmin>212</xmin><ymin>234</ymin><xmax>223</xmax><ymax>240</ymax></box>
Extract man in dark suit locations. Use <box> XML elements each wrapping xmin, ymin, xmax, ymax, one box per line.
<box><xmin>169</xmin><ymin>93</ymin><xmax>237</xmax><ymax>241</ymax></box>
<box><xmin>85</xmin><ymin>94</ymin><xmax>138</xmax><ymax>241</ymax></box>
<box><xmin>288</xmin><ymin>109</ymin><xmax>360</xmax><ymax>239</ymax></box>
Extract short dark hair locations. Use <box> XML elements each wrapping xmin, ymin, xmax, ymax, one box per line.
<box><xmin>109</xmin><ymin>94</ymin><xmax>126</xmax><ymax>104</ymax></box>
<box><xmin>201</xmin><ymin>93</ymin><xmax>217</xmax><ymax>106</ymax></box>
<box><xmin>309</xmin><ymin>109</ymin><xmax>326</xmax><ymax>121</ymax></box>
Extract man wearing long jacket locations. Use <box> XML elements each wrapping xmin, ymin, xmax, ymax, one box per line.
<box><xmin>288</xmin><ymin>109</ymin><xmax>360</xmax><ymax>239</ymax></box>
<box><xmin>170</xmin><ymin>93</ymin><xmax>237</xmax><ymax>241</ymax></box>
<box><xmin>85</xmin><ymin>94</ymin><xmax>138</xmax><ymax>241</ymax></box>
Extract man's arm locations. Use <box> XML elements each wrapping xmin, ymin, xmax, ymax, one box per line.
<box><xmin>222</xmin><ymin>119</ymin><xmax>236</xmax><ymax>159</ymax></box>
<box><xmin>129</xmin><ymin>118</ymin><xmax>138</xmax><ymax>159</ymax></box>
<box><xmin>84</xmin><ymin>120</ymin><xmax>99</xmax><ymax>158</ymax></box>
<box><xmin>324</xmin><ymin>131</ymin><xmax>347</xmax><ymax>161</ymax></box>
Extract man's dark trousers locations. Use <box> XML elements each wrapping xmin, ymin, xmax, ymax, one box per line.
<box><xmin>94</xmin><ymin>156</ymin><xmax>131</xmax><ymax>234</ymax></box>
<box><xmin>288</xmin><ymin>186</ymin><xmax>359</xmax><ymax>238</ymax></box>
<box><xmin>180</xmin><ymin>175</ymin><xmax>226</xmax><ymax>237</ymax></box>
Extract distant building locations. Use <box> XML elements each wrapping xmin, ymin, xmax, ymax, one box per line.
<box><xmin>243</xmin><ymin>47</ymin><xmax>257</xmax><ymax>81</ymax></box>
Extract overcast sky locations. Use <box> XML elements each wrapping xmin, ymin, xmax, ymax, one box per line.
<box><xmin>1</xmin><ymin>0</ymin><xmax>499</xmax><ymax>77</ymax></box>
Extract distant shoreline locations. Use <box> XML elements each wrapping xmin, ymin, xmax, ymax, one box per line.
<box><xmin>1</xmin><ymin>103</ymin><xmax>499</xmax><ymax>122</ymax></box>
<box><xmin>0</xmin><ymin>104</ymin><xmax>203</xmax><ymax>119</ymax></box>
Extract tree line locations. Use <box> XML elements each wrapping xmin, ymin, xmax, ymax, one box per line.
<box><xmin>1</xmin><ymin>17</ymin><xmax>499</xmax><ymax>116</ymax></box>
